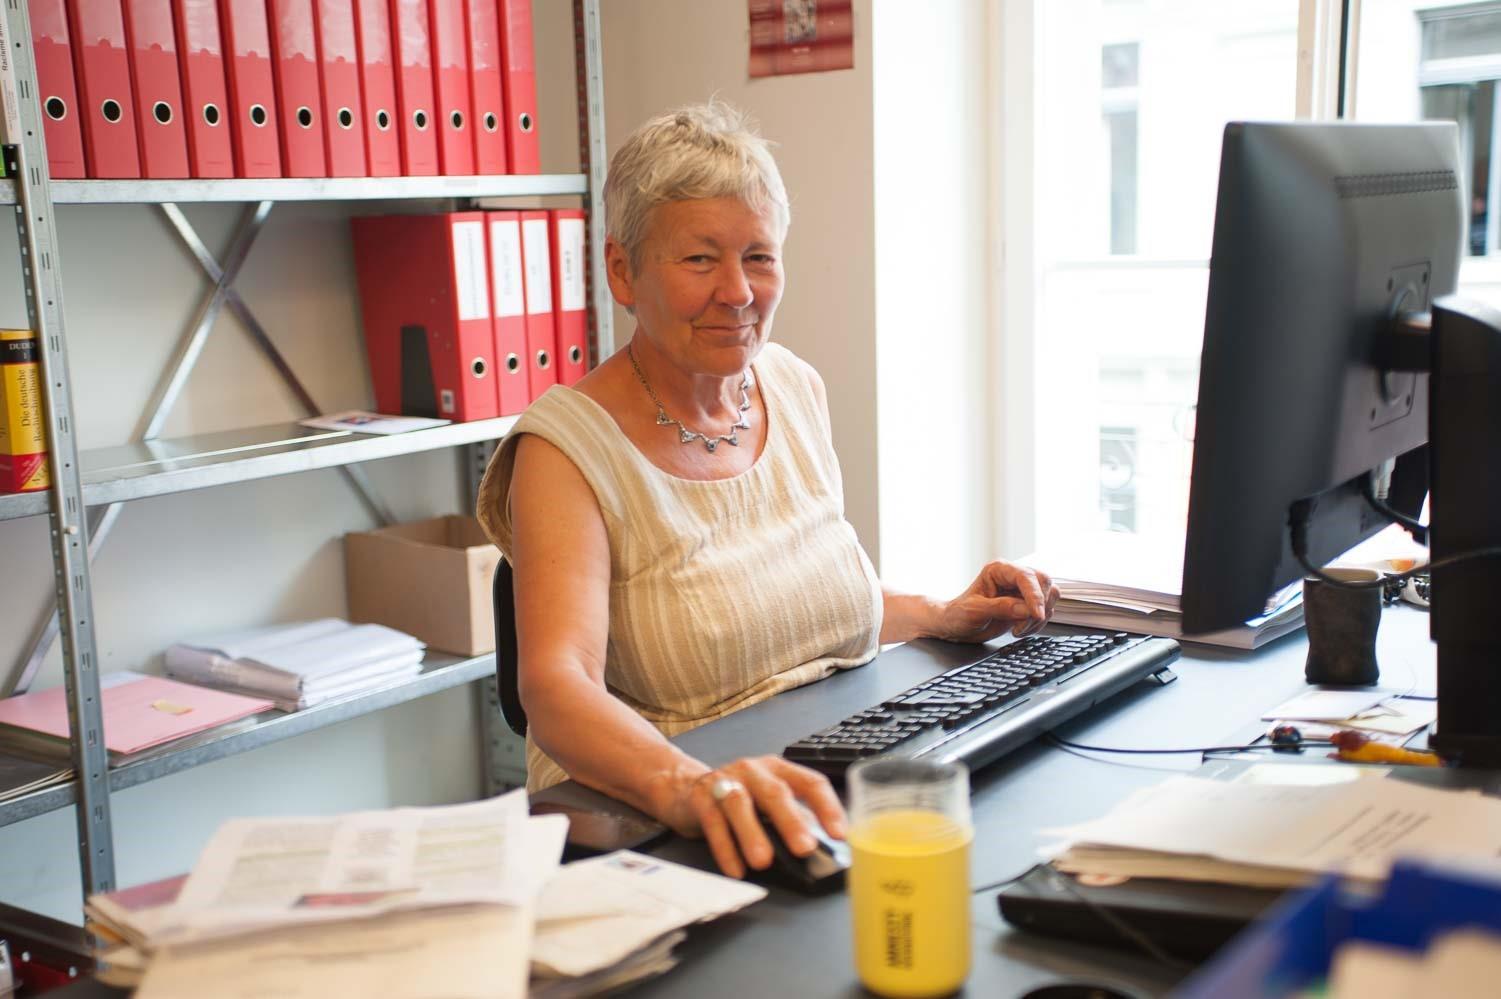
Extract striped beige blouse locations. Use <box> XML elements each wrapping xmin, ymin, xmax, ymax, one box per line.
<box><xmin>477</xmin><ymin>341</ymin><xmax>882</xmax><ymax>791</ymax></box>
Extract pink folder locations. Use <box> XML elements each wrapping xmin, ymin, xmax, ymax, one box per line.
<box><xmin>0</xmin><ymin>672</ymin><xmax>273</xmax><ymax>759</ymax></box>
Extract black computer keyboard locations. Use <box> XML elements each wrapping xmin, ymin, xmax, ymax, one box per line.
<box><xmin>783</xmin><ymin>633</ymin><xmax>1181</xmax><ymax>778</ymax></box>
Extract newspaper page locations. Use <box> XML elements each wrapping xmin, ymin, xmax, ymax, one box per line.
<box><xmin>158</xmin><ymin>791</ymin><xmax>535</xmax><ymax>943</ymax></box>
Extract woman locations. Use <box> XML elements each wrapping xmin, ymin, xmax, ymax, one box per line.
<box><xmin>478</xmin><ymin>102</ymin><xmax>1059</xmax><ymax>879</ymax></box>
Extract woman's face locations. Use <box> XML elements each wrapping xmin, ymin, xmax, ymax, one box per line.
<box><xmin>608</xmin><ymin>196</ymin><xmax>785</xmax><ymax>379</ymax></box>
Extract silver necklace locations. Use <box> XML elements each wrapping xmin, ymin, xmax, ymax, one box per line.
<box><xmin>627</xmin><ymin>343</ymin><xmax>751</xmax><ymax>453</ymax></box>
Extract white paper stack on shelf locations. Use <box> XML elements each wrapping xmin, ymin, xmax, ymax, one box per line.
<box><xmin>1042</xmin><ymin>774</ymin><xmax>1501</xmax><ymax>890</ymax></box>
<box><xmin>1021</xmin><ymin>533</ymin><xmax>1304</xmax><ymax>649</ymax></box>
<box><xmin>164</xmin><ymin>619</ymin><xmax>425</xmax><ymax>711</ymax></box>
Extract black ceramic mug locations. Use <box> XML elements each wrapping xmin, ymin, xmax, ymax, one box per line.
<box><xmin>1303</xmin><ymin>567</ymin><xmax>1383</xmax><ymax>686</ymax></box>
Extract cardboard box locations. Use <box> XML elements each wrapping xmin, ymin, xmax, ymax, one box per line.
<box><xmin>345</xmin><ymin>515</ymin><xmax>501</xmax><ymax>656</ymax></box>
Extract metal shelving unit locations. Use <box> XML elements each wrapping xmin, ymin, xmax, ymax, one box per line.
<box><xmin>0</xmin><ymin>0</ymin><xmax>611</xmax><ymax>902</ymax></box>
<box><xmin>0</xmin><ymin>652</ymin><xmax>497</xmax><ymax>829</ymax></box>
<box><xmin>0</xmin><ymin>174</ymin><xmax>587</xmax><ymax>205</ymax></box>
<box><xmin>0</xmin><ymin>417</ymin><xmax>521</xmax><ymax>522</ymax></box>
<box><xmin>0</xmin><ymin>173</ymin><xmax>588</xmax><ymax>205</ymax></box>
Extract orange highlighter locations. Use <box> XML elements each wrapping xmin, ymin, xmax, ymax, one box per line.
<box><xmin>1329</xmin><ymin>730</ymin><xmax>1443</xmax><ymax>767</ymax></box>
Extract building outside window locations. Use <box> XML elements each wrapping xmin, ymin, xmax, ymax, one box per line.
<box><xmin>1023</xmin><ymin>0</ymin><xmax>1501</xmax><ymax>567</ymax></box>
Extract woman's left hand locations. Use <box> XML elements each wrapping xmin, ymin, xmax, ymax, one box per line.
<box><xmin>934</xmin><ymin>560</ymin><xmax>1061</xmax><ymax>643</ymax></box>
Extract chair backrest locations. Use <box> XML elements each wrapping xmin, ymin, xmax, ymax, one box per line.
<box><xmin>492</xmin><ymin>559</ymin><xmax>526</xmax><ymax>737</ymax></box>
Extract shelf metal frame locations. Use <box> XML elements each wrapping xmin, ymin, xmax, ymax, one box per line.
<box><xmin>0</xmin><ymin>417</ymin><xmax>519</xmax><ymax>520</ymax></box>
<box><xmin>0</xmin><ymin>173</ymin><xmax>589</xmax><ymax>206</ymax></box>
<box><xmin>2</xmin><ymin>0</ymin><xmax>115</xmax><ymax>893</ymax></box>
<box><xmin>0</xmin><ymin>653</ymin><xmax>497</xmax><ymax>829</ymax></box>
<box><xmin>5</xmin><ymin>198</ymin><xmax>405</xmax><ymax>695</ymax></box>
<box><xmin>0</xmin><ymin>0</ymin><xmax>607</xmax><ymax>906</ymax></box>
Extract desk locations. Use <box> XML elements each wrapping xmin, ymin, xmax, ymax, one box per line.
<box><xmin>617</xmin><ymin>606</ymin><xmax>1437</xmax><ymax>998</ymax></box>
<box><xmin>50</xmin><ymin>607</ymin><xmax>1437</xmax><ymax>998</ymax></box>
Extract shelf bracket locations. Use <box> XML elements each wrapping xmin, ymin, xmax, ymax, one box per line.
<box><xmin>157</xmin><ymin>202</ymin><xmax>397</xmax><ymax>527</ymax></box>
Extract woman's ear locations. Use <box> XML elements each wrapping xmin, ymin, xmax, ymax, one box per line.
<box><xmin>604</xmin><ymin>236</ymin><xmax>636</xmax><ymax>312</ymax></box>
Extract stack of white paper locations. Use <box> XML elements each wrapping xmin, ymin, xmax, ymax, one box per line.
<box><xmin>1044</xmin><ymin>774</ymin><xmax>1501</xmax><ymax>889</ymax></box>
<box><xmin>165</xmin><ymin>619</ymin><xmax>425</xmax><ymax>711</ymax></box>
<box><xmin>87</xmin><ymin>799</ymin><xmax>769</xmax><ymax>999</ymax></box>
<box><xmin>96</xmin><ymin>791</ymin><xmax>566</xmax><ymax>999</ymax></box>
<box><xmin>530</xmin><ymin>851</ymin><xmax>766</xmax><ymax>990</ymax></box>
<box><xmin>1022</xmin><ymin>533</ymin><xmax>1304</xmax><ymax>649</ymax></box>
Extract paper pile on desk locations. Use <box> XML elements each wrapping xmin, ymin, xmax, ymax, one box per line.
<box><xmin>88</xmin><ymin>795</ymin><xmax>768</xmax><ymax>998</ymax></box>
<box><xmin>165</xmin><ymin>618</ymin><xmax>425</xmax><ymax>711</ymax></box>
<box><xmin>1021</xmin><ymin>534</ymin><xmax>1304</xmax><ymax>649</ymax></box>
<box><xmin>89</xmin><ymin>790</ymin><xmax>562</xmax><ymax>999</ymax></box>
<box><xmin>530</xmin><ymin>851</ymin><xmax>766</xmax><ymax>995</ymax></box>
<box><xmin>1260</xmin><ymin>688</ymin><xmax>1438</xmax><ymax>747</ymax></box>
<box><xmin>1043</xmin><ymin>775</ymin><xmax>1501</xmax><ymax>890</ymax></box>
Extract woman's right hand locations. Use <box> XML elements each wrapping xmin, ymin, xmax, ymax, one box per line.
<box><xmin>650</xmin><ymin>755</ymin><xmax>848</xmax><ymax>879</ymax></box>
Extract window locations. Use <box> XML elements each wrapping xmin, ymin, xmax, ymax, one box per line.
<box><xmin>1102</xmin><ymin>42</ymin><xmax>1141</xmax><ymax>255</ymax></box>
<box><xmin>1024</xmin><ymin>0</ymin><xmax>1305</xmax><ymax>555</ymax></box>
<box><xmin>1356</xmin><ymin>1</ymin><xmax>1501</xmax><ymax>304</ymax></box>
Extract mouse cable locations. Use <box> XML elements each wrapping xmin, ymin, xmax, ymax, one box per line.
<box><xmin>1047</xmin><ymin>734</ymin><xmax>1333</xmax><ymax>755</ymax></box>
<box><xmin>1290</xmin><ymin>500</ymin><xmax>1501</xmax><ymax>590</ymax></box>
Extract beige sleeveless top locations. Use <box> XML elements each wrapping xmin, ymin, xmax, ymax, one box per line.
<box><xmin>477</xmin><ymin>342</ymin><xmax>882</xmax><ymax>790</ymax></box>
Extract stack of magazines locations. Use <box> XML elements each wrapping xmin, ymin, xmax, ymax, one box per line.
<box><xmin>1022</xmin><ymin>533</ymin><xmax>1304</xmax><ymax>650</ymax></box>
<box><xmin>165</xmin><ymin>619</ymin><xmax>425</xmax><ymax>711</ymax></box>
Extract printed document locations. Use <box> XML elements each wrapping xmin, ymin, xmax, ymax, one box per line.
<box><xmin>1044</xmin><ymin>775</ymin><xmax>1501</xmax><ymax>883</ymax></box>
<box><xmin>160</xmin><ymin>791</ymin><xmax>537</xmax><ymax>943</ymax></box>
<box><xmin>531</xmin><ymin>851</ymin><xmax>767</xmax><ymax>979</ymax></box>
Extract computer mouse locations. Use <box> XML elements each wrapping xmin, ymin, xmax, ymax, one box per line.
<box><xmin>751</xmin><ymin>814</ymin><xmax>851</xmax><ymax>894</ymax></box>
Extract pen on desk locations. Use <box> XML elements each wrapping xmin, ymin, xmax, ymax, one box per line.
<box><xmin>1329</xmin><ymin>730</ymin><xmax>1443</xmax><ymax>767</ymax></box>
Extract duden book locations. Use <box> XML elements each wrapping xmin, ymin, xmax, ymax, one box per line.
<box><xmin>0</xmin><ymin>672</ymin><xmax>274</xmax><ymax>766</ymax></box>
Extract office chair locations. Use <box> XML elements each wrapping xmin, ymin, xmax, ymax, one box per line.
<box><xmin>492</xmin><ymin>559</ymin><xmax>527</xmax><ymax>737</ymax></box>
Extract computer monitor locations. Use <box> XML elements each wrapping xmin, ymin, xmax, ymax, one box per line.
<box><xmin>1180</xmin><ymin>121</ymin><xmax>1501</xmax><ymax>766</ymax></box>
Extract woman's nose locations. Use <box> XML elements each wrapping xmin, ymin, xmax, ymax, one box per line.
<box><xmin>715</xmin><ymin>261</ymin><xmax>754</xmax><ymax>309</ymax></box>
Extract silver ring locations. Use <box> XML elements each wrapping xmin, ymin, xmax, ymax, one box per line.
<box><xmin>709</xmin><ymin>777</ymin><xmax>744</xmax><ymax>803</ymax></box>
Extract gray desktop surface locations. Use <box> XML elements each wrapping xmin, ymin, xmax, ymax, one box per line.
<box><xmin>621</xmin><ymin>607</ymin><xmax>1437</xmax><ymax>999</ymax></box>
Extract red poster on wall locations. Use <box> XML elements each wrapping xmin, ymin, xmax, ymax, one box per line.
<box><xmin>749</xmin><ymin>0</ymin><xmax>853</xmax><ymax>78</ymax></box>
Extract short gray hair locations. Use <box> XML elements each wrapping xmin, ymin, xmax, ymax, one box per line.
<box><xmin>604</xmin><ymin>101</ymin><xmax>790</xmax><ymax>269</ymax></box>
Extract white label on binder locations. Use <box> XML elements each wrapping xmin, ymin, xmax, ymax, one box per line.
<box><xmin>451</xmin><ymin>221</ymin><xmax>490</xmax><ymax>322</ymax></box>
<box><xmin>489</xmin><ymin>218</ymin><xmax>525</xmax><ymax>318</ymax></box>
<box><xmin>522</xmin><ymin>218</ymin><xmax>553</xmax><ymax>315</ymax></box>
<box><xmin>558</xmin><ymin>218</ymin><xmax>586</xmax><ymax>312</ymax></box>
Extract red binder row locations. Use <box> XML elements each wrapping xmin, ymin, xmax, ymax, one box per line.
<box><xmin>350</xmin><ymin>209</ymin><xmax>588</xmax><ymax>422</ymax></box>
<box><xmin>28</xmin><ymin>0</ymin><xmax>539</xmax><ymax>180</ymax></box>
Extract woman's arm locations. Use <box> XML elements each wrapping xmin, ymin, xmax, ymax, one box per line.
<box><xmin>881</xmin><ymin>562</ymin><xmax>1062</xmax><ymax>645</ymax></box>
<box><xmin>508</xmin><ymin>433</ymin><xmax>844</xmax><ymax>878</ymax></box>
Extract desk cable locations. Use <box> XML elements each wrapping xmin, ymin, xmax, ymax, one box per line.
<box><xmin>1290</xmin><ymin>498</ymin><xmax>1501</xmax><ymax>590</ymax></box>
<box><xmin>1045</xmin><ymin>735</ymin><xmax>1334</xmax><ymax>756</ymax></box>
<box><xmin>973</xmin><ymin>865</ymin><xmax>1192</xmax><ymax>972</ymax></box>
